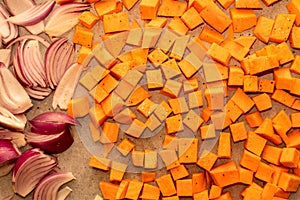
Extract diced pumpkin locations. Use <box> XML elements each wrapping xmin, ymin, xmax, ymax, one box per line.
<box><xmin>146</xmin><ymin>17</ymin><xmax>168</xmax><ymax>28</ymax></box>
<box><xmin>209</xmin><ymin>161</ymin><xmax>240</xmax><ymax>187</ymax></box>
<box><xmin>170</xmin><ymin>35</ymin><xmax>190</xmax><ymax>60</ymax></box>
<box><xmin>157</xmin><ymin>0</ymin><xmax>187</xmax><ymax>17</ymax></box>
<box><xmin>144</xmin><ymin>149</ymin><xmax>158</xmax><ymax>169</ymax></box>
<box><xmin>181</xmin><ymin>7</ymin><xmax>204</xmax><ymax>30</ymax></box>
<box><xmin>170</xmin><ymin>164</ymin><xmax>189</xmax><ymax>180</ymax></box>
<box><xmin>156</xmin><ymin>174</ymin><xmax>177</xmax><ymax>197</ymax></box>
<box><xmin>240</xmin><ymin>150</ymin><xmax>261</xmax><ymax>172</ymax></box>
<box><xmin>125</xmin><ymin>180</ymin><xmax>143</xmax><ymax>199</ymax></box>
<box><xmin>254</xmin><ymin>162</ymin><xmax>275</xmax><ymax>182</ymax></box>
<box><xmin>103</xmin><ymin>12</ymin><xmax>130</xmax><ymax>33</ymax></box>
<box><xmin>235</xmin><ymin>0</ymin><xmax>262</xmax><ymax>8</ymax></box>
<box><xmin>200</xmin><ymin>2</ymin><xmax>232</xmax><ymax>33</ymax></box>
<box><xmin>140</xmin><ymin>0</ymin><xmax>160</xmax><ymax>19</ymax></box>
<box><xmin>286</xmin><ymin>0</ymin><xmax>300</xmax><ymax>26</ymax></box>
<box><xmin>230</xmin><ymin>8</ymin><xmax>256</xmax><ymax>33</ymax></box>
<box><xmin>125</xmin><ymin>119</ymin><xmax>146</xmax><ymax>138</ymax></box>
<box><xmin>117</xmin><ymin>138</ymin><xmax>135</xmax><ymax>156</ymax></box>
<box><xmin>197</xmin><ymin>150</ymin><xmax>218</xmax><ymax>171</ymax></box>
<box><xmin>73</xmin><ymin>25</ymin><xmax>93</xmax><ymax>48</ymax></box>
<box><xmin>269</xmin><ymin>14</ymin><xmax>296</xmax><ymax>43</ymax></box>
<box><xmin>245</xmin><ymin>111</ymin><xmax>263</xmax><ymax>128</ymax></box>
<box><xmin>89</xmin><ymin>156</ymin><xmax>111</xmax><ymax>171</ymax></box>
<box><xmin>78</xmin><ymin>11</ymin><xmax>99</xmax><ymax>29</ymax></box>
<box><xmin>142</xmin><ymin>27</ymin><xmax>162</xmax><ymax>48</ymax></box>
<box><xmin>176</xmin><ymin>179</ymin><xmax>193</xmax><ymax>197</ymax></box>
<box><xmin>168</xmin><ymin>17</ymin><xmax>189</xmax><ymax>35</ymax></box>
<box><xmin>99</xmin><ymin>182</ymin><xmax>119</xmax><ymax>199</ymax></box>
<box><xmin>157</xmin><ymin>29</ymin><xmax>179</xmax><ymax>53</ymax></box>
<box><xmin>110</xmin><ymin>161</ymin><xmax>127</xmax><ymax>182</ymax></box>
<box><xmin>207</xmin><ymin>43</ymin><xmax>231</xmax><ymax>66</ymax></box>
<box><xmin>123</xmin><ymin>0</ymin><xmax>139</xmax><ymax>10</ymax></box>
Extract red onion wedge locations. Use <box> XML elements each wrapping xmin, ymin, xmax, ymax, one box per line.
<box><xmin>30</xmin><ymin>111</ymin><xmax>78</xmax><ymax>125</ymax></box>
<box><xmin>45</xmin><ymin>2</ymin><xmax>90</xmax><ymax>37</ymax></box>
<box><xmin>26</xmin><ymin>128</ymin><xmax>74</xmax><ymax>154</ymax></box>
<box><xmin>4</xmin><ymin>0</ymin><xmax>45</xmax><ymax>34</ymax></box>
<box><xmin>0</xmin><ymin>62</ymin><xmax>32</xmax><ymax>114</ymax></box>
<box><xmin>0</xmin><ymin>3</ymin><xmax>18</xmax><ymax>44</ymax></box>
<box><xmin>12</xmin><ymin>148</ymin><xmax>58</xmax><ymax>197</ymax></box>
<box><xmin>0</xmin><ymin>139</ymin><xmax>21</xmax><ymax>167</ymax></box>
<box><xmin>0</xmin><ymin>106</ymin><xmax>27</xmax><ymax>131</ymax></box>
<box><xmin>44</xmin><ymin>37</ymin><xmax>75</xmax><ymax>89</ymax></box>
<box><xmin>33</xmin><ymin>172</ymin><xmax>75</xmax><ymax>200</ymax></box>
<box><xmin>5</xmin><ymin>0</ymin><xmax>55</xmax><ymax>27</ymax></box>
<box><xmin>0</xmin><ymin>129</ymin><xmax>26</xmax><ymax>148</ymax></box>
<box><xmin>52</xmin><ymin>63</ymin><xmax>83</xmax><ymax>110</ymax></box>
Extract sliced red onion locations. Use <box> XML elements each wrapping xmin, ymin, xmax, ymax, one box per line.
<box><xmin>52</xmin><ymin>63</ymin><xmax>83</xmax><ymax>110</ymax></box>
<box><xmin>45</xmin><ymin>2</ymin><xmax>90</xmax><ymax>37</ymax></box>
<box><xmin>33</xmin><ymin>172</ymin><xmax>75</xmax><ymax>200</ymax></box>
<box><xmin>6</xmin><ymin>0</ymin><xmax>55</xmax><ymax>26</ymax></box>
<box><xmin>26</xmin><ymin>128</ymin><xmax>74</xmax><ymax>154</ymax></box>
<box><xmin>0</xmin><ymin>106</ymin><xmax>26</xmax><ymax>131</ymax></box>
<box><xmin>4</xmin><ymin>0</ymin><xmax>44</xmax><ymax>34</ymax></box>
<box><xmin>0</xmin><ymin>63</ymin><xmax>32</xmax><ymax>114</ymax></box>
<box><xmin>12</xmin><ymin>148</ymin><xmax>58</xmax><ymax>197</ymax></box>
<box><xmin>44</xmin><ymin>37</ymin><xmax>75</xmax><ymax>89</ymax></box>
<box><xmin>0</xmin><ymin>3</ymin><xmax>18</xmax><ymax>44</ymax></box>
<box><xmin>0</xmin><ymin>129</ymin><xmax>26</xmax><ymax>148</ymax></box>
<box><xmin>0</xmin><ymin>139</ymin><xmax>21</xmax><ymax>167</ymax></box>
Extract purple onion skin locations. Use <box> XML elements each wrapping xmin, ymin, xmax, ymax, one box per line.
<box><xmin>0</xmin><ymin>139</ymin><xmax>20</xmax><ymax>165</ymax></box>
<box><xmin>28</xmin><ymin>128</ymin><xmax>74</xmax><ymax>154</ymax></box>
<box><xmin>30</xmin><ymin>121</ymin><xmax>67</xmax><ymax>135</ymax></box>
<box><xmin>31</xmin><ymin>112</ymin><xmax>79</xmax><ymax>125</ymax></box>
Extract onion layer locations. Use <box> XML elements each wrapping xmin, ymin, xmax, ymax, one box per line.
<box><xmin>52</xmin><ymin>63</ymin><xmax>84</xmax><ymax>110</ymax></box>
<box><xmin>6</xmin><ymin>0</ymin><xmax>55</xmax><ymax>27</ymax></box>
<box><xmin>45</xmin><ymin>2</ymin><xmax>90</xmax><ymax>37</ymax></box>
<box><xmin>0</xmin><ymin>129</ymin><xmax>26</xmax><ymax>148</ymax></box>
<box><xmin>0</xmin><ymin>106</ymin><xmax>27</xmax><ymax>131</ymax></box>
<box><xmin>0</xmin><ymin>63</ymin><xmax>32</xmax><ymax>114</ymax></box>
<box><xmin>33</xmin><ymin>172</ymin><xmax>75</xmax><ymax>200</ymax></box>
<box><xmin>12</xmin><ymin>148</ymin><xmax>58</xmax><ymax>197</ymax></box>
<box><xmin>4</xmin><ymin>0</ymin><xmax>45</xmax><ymax>34</ymax></box>
<box><xmin>0</xmin><ymin>4</ymin><xmax>18</xmax><ymax>44</ymax></box>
